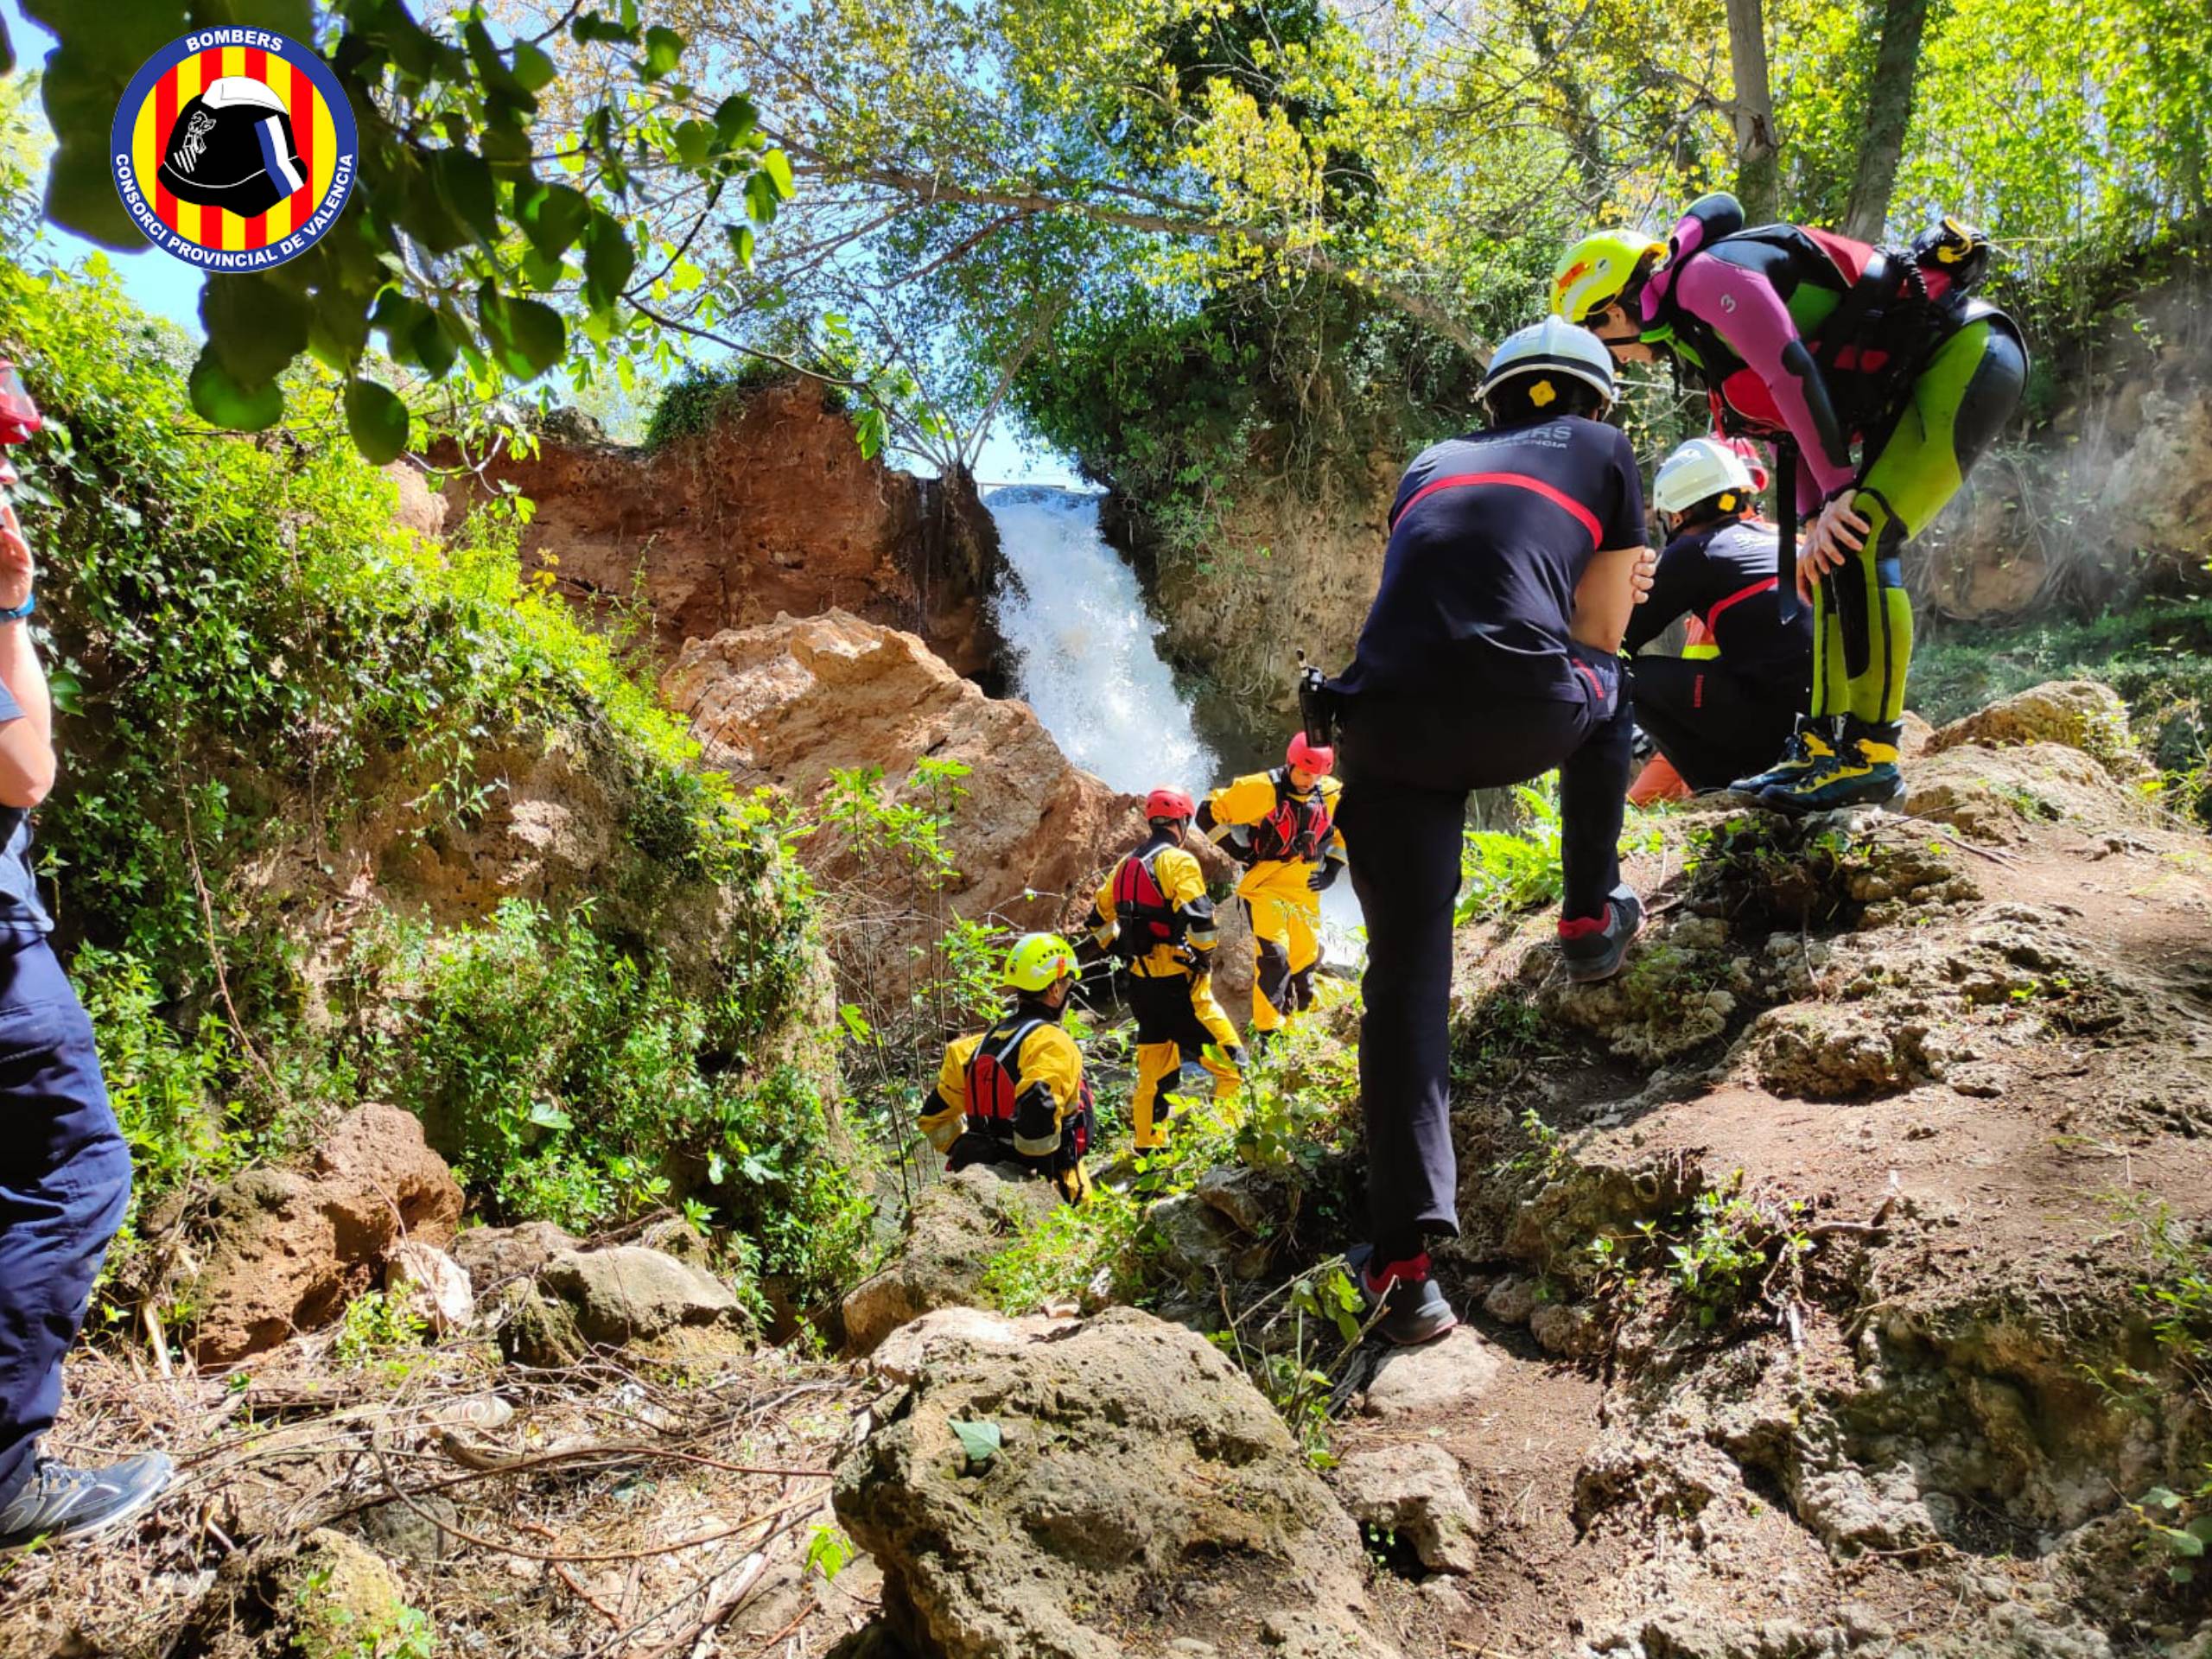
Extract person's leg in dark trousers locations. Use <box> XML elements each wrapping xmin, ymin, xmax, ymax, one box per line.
<box><xmin>1558</xmin><ymin>695</ymin><xmax>1635</xmax><ymax>922</ymax></box>
<box><xmin>1338</xmin><ymin>772</ymin><xmax>1471</xmax><ymax>1261</ymax></box>
<box><xmin>1631</xmin><ymin>657</ymin><xmax>1807</xmax><ymax>793</ymax></box>
<box><xmin>0</xmin><ymin>939</ymin><xmax>132</xmax><ymax>1508</ymax></box>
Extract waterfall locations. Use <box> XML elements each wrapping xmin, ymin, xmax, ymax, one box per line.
<box><xmin>982</xmin><ymin>486</ymin><xmax>1217</xmax><ymax>792</ymax></box>
<box><xmin>983</xmin><ymin>485</ymin><xmax>1364</xmax><ymax>963</ymax></box>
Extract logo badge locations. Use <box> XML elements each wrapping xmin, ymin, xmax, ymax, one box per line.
<box><xmin>111</xmin><ymin>29</ymin><xmax>357</xmax><ymax>272</ymax></box>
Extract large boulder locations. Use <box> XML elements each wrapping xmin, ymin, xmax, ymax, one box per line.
<box><xmin>179</xmin><ymin>1104</ymin><xmax>463</xmax><ymax>1365</ymax></box>
<box><xmin>541</xmin><ymin>1245</ymin><xmax>746</xmax><ymax>1346</ymax></box>
<box><xmin>835</xmin><ymin>1306</ymin><xmax>1403</xmax><ymax>1659</ymax></box>
<box><xmin>1924</xmin><ymin>679</ymin><xmax>2153</xmax><ymax>781</ymax></box>
<box><xmin>662</xmin><ymin>610</ymin><xmax>1145</xmax><ymax>982</ymax></box>
<box><xmin>840</xmin><ymin>1165</ymin><xmax>1060</xmax><ymax>1357</ymax></box>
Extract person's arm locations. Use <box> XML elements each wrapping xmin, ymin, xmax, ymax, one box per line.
<box><xmin>1195</xmin><ymin>778</ymin><xmax>1266</xmax><ymax>845</ymax></box>
<box><xmin>1621</xmin><ymin>541</ymin><xmax>1702</xmax><ymax>656</ymax></box>
<box><xmin>918</xmin><ymin>1039</ymin><xmax>970</xmax><ymax>1154</ymax></box>
<box><xmin>1569</xmin><ymin>429</ymin><xmax>1657</xmax><ymax>656</ymax></box>
<box><xmin>1084</xmin><ymin>871</ymin><xmax>1119</xmax><ymax>955</ymax></box>
<box><xmin>1160</xmin><ymin>850</ymin><xmax>1217</xmax><ymax>959</ymax></box>
<box><xmin>1675</xmin><ymin>246</ymin><xmax>1855</xmax><ymax>498</ymax></box>
<box><xmin>1012</xmin><ymin>1028</ymin><xmax>1083</xmax><ymax>1157</ymax></box>
<box><xmin>0</xmin><ymin>499</ymin><xmax>54</xmax><ymax>809</ymax></box>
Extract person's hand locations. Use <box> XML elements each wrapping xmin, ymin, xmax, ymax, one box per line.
<box><xmin>1630</xmin><ymin>543</ymin><xmax>1658</xmax><ymax>605</ymax></box>
<box><xmin>1795</xmin><ymin>495</ymin><xmax>1868</xmax><ymax>603</ymax></box>
<box><xmin>1308</xmin><ymin>860</ymin><xmax>1343</xmax><ymax>893</ymax></box>
<box><xmin>0</xmin><ymin>499</ymin><xmax>33</xmax><ymax>613</ymax></box>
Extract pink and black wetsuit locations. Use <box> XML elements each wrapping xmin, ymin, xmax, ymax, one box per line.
<box><xmin>1637</xmin><ymin>194</ymin><xmax>2026</xmax><ymax>728</ymax></box>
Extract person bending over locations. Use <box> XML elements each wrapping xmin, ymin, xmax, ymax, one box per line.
<box><xmin>918</xmin><ymin>934</ymin><xmax>1094</xmax><ymax>1204</ymax></box>
<box><xmin>1195</xmin><ymin>735</ymin><xmax>1347</xmax><ymax>1048</ymax></box>
<box><xmin>1084</xmin><ymin>788</ymin><xmax>1245</xmax><ymax>1148</ymax></box>
<box><xmin>1325</xmin><ymin>317</ymin><xmax>1656</xmax><ymax>1345</ymax></box>
<box><xmin>1624</xmin><ymin>437</ymin><xmax>1813</xmax><ymax>793</ymax></box>
<box><xmin>1554</xmin><ymin>200</ymin><xmax>2025</xmax><ymax>811</ymax></box>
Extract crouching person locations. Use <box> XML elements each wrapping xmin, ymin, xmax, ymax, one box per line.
<box><xmin>1085</xmin><ymin>788</ymin><xmax>1245</xmax><ymax>1150</ymax></box>
<box><xmin>1624</xmin><ymin>438</ymin><xmax>1813</xmax><ymax>792</ymax></box>
<box><xmin>0</xmin><ymin>486</ymin><xmax>171</xmax><ymax>1551</ymax></box>
<box><xmin>918</xmin><ymin>933</ymin><xmax>1094</xmax><ymax>1203</ymax></box>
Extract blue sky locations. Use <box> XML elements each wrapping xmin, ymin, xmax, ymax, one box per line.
<box><xmin>0</xmin><ymin>0</ymin><xmax>1076</xmax><ymax>485</ymax></box>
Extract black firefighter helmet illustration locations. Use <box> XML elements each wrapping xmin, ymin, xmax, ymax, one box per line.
<box><xmin>157</xmin><ymin>76</ymin><xmax>308</xmax><ymax>219</ymax></box>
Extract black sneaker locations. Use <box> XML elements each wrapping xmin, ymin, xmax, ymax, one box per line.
<box><xmin>1558</xmin><ymin>888</ymin><xmax>1643</xmax><ymax>984</ymax></box>
<box><xmin>1729</xmin><ymin>715</ymin><xmax>1838</xmax><ymax>796</ymax></box>
<box><xmin>1346</xmin><ymin>1245</ymin><xmax>1458</xmax><ymax>1346</ymax></box>
<box><xmin>0</xmin><ymin>1452</ymin><xmax>173</xmax><ymax>1553</ymax></box>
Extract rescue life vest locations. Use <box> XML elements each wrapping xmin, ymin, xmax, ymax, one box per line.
<box><xmin>1249</xmin><ymin>769</ymin><xmax>1333</xmax><ymax>863</ymax></box>
<box><xmin>961</xmin><ymin>1017</ymin><xmax>1094</xmax><ymax>1162</ymax></box>
<box><xmin>1109</xmin><ymin>846</ymin><xmax>1186</xmax><ymax>957</ymax></box>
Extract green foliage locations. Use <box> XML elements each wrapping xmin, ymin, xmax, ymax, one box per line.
<box><xmin>4</xmin><ymin>253</ymin><xmax>841</xmax><ymax>1303</ymax></box>
<box><xmin>643</xmin><ymin>359</ymin><xmax>853</xmax><ymax>450</ymax></box>
<box><xmin>22</xmin><ymin>0</ymin><xmax>794</xmax><ymax>456</ymax></box>
<box><xmin>340</xmin><ymin>898</ymin><xmax>867</xmax><ymax>1300</ymax></box>
<box><xmin>332</xmin><ymin>1289</ymin><xmax>426</xmax><ymax>1370</ymax></box>
<box><xmin>1457</xmin><ymin>780</ymin><xmax>1668</xmax><ymax>925</ymax></box>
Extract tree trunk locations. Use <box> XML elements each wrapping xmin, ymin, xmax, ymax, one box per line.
<box><xmin>1841</xmin><ymin>0</ymin><xmax>1934</xmax><ymax>240</ymax></box>
<box><xmin>1726</xmin><ymin>0</ymin><xmax>1779</xmax><ymax>223</ymax></box>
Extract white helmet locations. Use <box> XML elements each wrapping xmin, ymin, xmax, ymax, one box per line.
<box><xmin>1652</xmin><ymin>436</ymin><xmax>1758</xmax><ymax>517</ymax></box>
<box><xmin>1480</xmin><ymin>317</ymin><xmax>1616</xmax><ymax>416</ymax></box>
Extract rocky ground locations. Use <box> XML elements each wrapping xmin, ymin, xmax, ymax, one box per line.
<box><xmin>10</xmin><ymin>679</ymin><xmax>2212</xmax><ymax>1659</ymax></box>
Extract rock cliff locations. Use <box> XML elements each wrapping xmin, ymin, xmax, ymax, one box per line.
<box><xmin>432</xmin><ymin>379</ymin><xmax>1006</xmax><ymax>680</ymax></box>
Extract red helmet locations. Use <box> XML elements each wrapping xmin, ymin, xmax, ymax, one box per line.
<box><xmin>1717</xmin><ymin>434</ymin><xmax>1770</xmax><ymax>493</ymax></box>
<box><xmin>1287</xmin><ymin>733</ymin><xmax>1334</xmax><ymax>776</ymax></box>
<box><xmin>0</xmin><ymin>364</ymin><xmax>41</xmax><ymax>449</ymax></box>
<box><xmin>1145</xmin><ymin>787</ymin><xmax>1196</xmax><ymax>823</ymax></box>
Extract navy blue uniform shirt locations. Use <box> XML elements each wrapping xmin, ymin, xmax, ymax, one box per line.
<box><xmin>1623</xmin><ymin>518</ymin><xmax>1813</xmax><ymax>681</ymax></box>
<box><xmin>1340</xmin><ymin>415</ymin><xmax>1644</xmax><ymax>704</ymax></box>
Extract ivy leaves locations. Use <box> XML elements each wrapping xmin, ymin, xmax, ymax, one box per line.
<box><xmin>18</xmin><ymin>0</ymin><xmax>794</xmax><ymax>460</ymax></box>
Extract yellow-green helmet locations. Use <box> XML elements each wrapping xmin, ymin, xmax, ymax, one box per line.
<box><xmin>1550</xmin><ymin>231</ymin><xmax>1667</xmax><ymax>325</ymax></box>
<box><xmin>1005</xmin><ymin>931</ymin><xmax>1078</xmax><ymax>992</ymax></box>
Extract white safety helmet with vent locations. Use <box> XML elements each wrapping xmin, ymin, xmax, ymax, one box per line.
<box><xmin>1480</xmin><ymin>317</ymin><xmax>1617</xmax><ymax>416</ymax></box>
<box><xmin>1652</xmin><ymin>436</ymin><xmax>1758</xmax><ymax>518</ymax></box>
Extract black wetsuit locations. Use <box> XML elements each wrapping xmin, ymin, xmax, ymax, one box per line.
<box><xmin>1624</xmin><ymin>518</ymin><xmax>1813</xmax><ymax>791</ymax></box>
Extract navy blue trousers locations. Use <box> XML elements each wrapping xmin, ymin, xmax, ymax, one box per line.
<box><xmin>1338</xmin><ymin>663</ymin><xmax>1632</xmax><ymax>1260</ymax></box>
<box><xmin>0</xmin><ymin>938</ymin><xmax>130</xmax><ymax>1506</ymax></box>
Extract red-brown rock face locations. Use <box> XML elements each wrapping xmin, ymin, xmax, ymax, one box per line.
<box><xmin>662</xmin><ymin>612</ymin><xmax>1145</xmax><ymax>979</ymax></box>
<box><xmin>434</xmin><ymin>381</ymin><xmax>1003</xmax><ymax>678</ymax></box>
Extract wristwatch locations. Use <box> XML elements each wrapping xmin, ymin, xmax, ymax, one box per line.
<box><xmin>0</xmin><ymin>592</ymin><xmax>32</xmax><ymax>621</ymax></box>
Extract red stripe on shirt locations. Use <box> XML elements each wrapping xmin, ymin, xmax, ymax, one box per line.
<box><xmin>1389</xmin><ymin>471</ymin><xmax>1605</xmax><ymax>546</ymax></box>
<box><xmin>1704</xmin><ymin>575</ymin><xmax>1779</xmax><ymax>631</ymax></box>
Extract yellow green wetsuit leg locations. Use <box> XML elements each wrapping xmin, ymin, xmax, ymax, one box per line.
<box><xmin>1814</xmin><ymin>315</ymin><xmax>2029</xmax><ymax>726</ymax></box>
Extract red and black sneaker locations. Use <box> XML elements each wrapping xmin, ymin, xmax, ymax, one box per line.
<box><xmin>1558</xmin><ymin>888</ymin><xmax>1643</xmax><ymax>984</ymax></box>
<box><xmin>1346</xmin><ymin>1245</ymin><xmax>1458</xmax><ymax>1347</ymax></box>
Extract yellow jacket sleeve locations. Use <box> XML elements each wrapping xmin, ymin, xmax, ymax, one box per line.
<box><xmin>920</xmin><ymin>1033</ymin><xmax>978</xmax><ymax>1154</ymax></box>
<box><xmin>1321</xmin><ymin>778</ymin><xmax>1348</xmax><ymax>864</ymax></box>
<box><xmin>1090</xmin><ymin>867</ymin><xmax>1121</xmax><ymax>950</ymax></box>
<box><xmin>1011</xmin><ymin>1024</ymin><xmax>1086</xmax><ymax>1158</ymax></box>
<box><xmin>1154</xmin><ymin>847</ymin><xmax>1217</xmax><ymax>953</ymax></box>
<box><xmin>1204</xmin><ymin>772</ymin><xmax>1280</xmax><ymax>833</ymax></box>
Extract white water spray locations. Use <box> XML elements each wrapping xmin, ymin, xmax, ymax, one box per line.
<box><xmin>984</xmin><ymin>485</ymin><xmax>1364</xmax><ymax>963</ymax></box>
<box><xmin>984</xmin><ymin>486</ymin><xmax>1217</xmax><ymax>794</ymax></box>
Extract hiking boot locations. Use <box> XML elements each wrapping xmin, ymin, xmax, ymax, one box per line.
<box><xmin>0</xmin><ymin>1452</ymin><xmax>172</xmax><ymax>1553</ymax></box>
<box><xmin>1558</xmin><ymin>887</ymin><xmax>1643</xmax><ymax>984</ymax></box>
<box><xmin>1758</xmin><ymin>718</ymin><xmax>1906</xmax><ymax>815</ymax></box>
<box><xmin>1729</xmin><ymin>716</ymin><xmax>1838</xmax><ymax>796</ymax></box>
<box><xmin>1346</xmin><ymin>1245</ymin><xmax>1459</xmax><ymax>1347</ymax></box>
